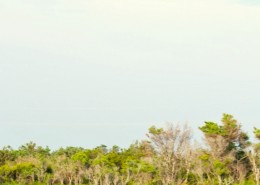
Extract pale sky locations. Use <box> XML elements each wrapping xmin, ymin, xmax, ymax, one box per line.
<box><xmin>0</xmin><ymin>0</ymin><xmax>260</xmax><ymax>149</ymax></box>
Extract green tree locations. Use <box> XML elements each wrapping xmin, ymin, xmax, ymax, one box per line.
<box><xmin>199</xmin><ymin>114</ymin><xmax>251</xmax><ymax>184</ymax></box>
<box><xmin>248</xmin><ymin>128</ymin><xmax>260</xmax><ymax>185</ymax></box>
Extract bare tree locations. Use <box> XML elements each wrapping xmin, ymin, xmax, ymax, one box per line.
<box><xmin>147</xmin><ymin>123</ymin><xmax>193</xmax><ymax>185</ymax></box>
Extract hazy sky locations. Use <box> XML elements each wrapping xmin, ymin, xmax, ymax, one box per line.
<box><xmin>0</xmin><ymin>0</ymin><xmax>260</xmax><ymax>149</ymax></box>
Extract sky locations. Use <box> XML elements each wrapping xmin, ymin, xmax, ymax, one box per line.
<box><xmin>0</xmin><ymin>0</ymin><xmax>260</xmax><ymax>149</ymax></box>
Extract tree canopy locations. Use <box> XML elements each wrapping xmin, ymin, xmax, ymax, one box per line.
<box><xmin>0</xmin><ymin>114</ymin><xmax>259</xmax><ymax>185</ymax></box>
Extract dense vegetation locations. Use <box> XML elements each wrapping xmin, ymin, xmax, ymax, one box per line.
<box><xmin>0</xmin><ymin>114</ymin><xmax>259</xmax><ymax>185</ymax></box>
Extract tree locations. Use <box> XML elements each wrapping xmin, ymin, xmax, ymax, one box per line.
<box><xmin>199</xmin><ymin>114</ymin><xmax>251</xmax><ymax>184</ymax></box>
<box><xmin>0</xmin><ymin>146</ymin><xmax>16</xmax><ymax>166</ymax></box>
<box><xmin>248</xmin><ymin>128</ymin><xmax>260</xmax><ymax>185</ymax></box>
<box><xmin>147</xmin><ymin>123</ymin><xmax>193</xmax><ymax>185</ymax></box>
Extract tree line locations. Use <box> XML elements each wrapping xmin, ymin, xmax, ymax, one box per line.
<box><xmin>0</xmin><ymin>114</ymin><xmax>259</xmax><ymax>185</ymax></box>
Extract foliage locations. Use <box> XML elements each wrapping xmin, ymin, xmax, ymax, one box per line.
<box><xmin>0</xmin><ymin>114</ymin><xmax>259</xmax><ymax>185</ymax></box>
